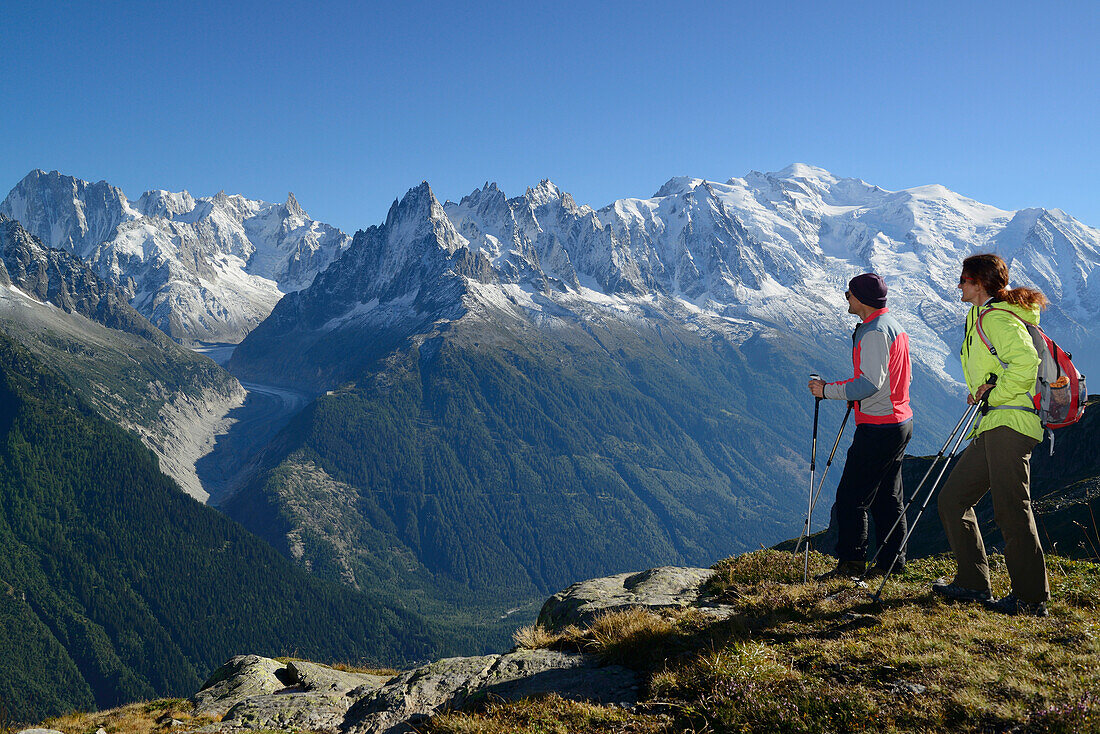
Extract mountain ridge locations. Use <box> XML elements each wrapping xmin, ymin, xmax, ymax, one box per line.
<box><xmin>1</xmin><ymin>169</ymin><xmax>350</xmax><ymax>344</ymax></box>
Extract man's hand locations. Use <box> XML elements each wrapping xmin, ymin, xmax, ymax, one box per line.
<box><xmin>808</xmin><ymin>379</ymin><xmax>826</xmax><ymax>399</ymax></box>
<box><xmin>967</xmin><ymin>382</ymin><xmax>994</xmax><ymax>405</ymax></box>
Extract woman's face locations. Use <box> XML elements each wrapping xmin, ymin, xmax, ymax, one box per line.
<box><xmin>958</xmin><ymin>272</ymin><xmax>983</xmax><ymax>305</ymax></box>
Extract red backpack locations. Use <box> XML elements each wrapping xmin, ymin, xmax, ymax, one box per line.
<box><xmin>976</xmin><ymin>306</ymin><xmax>1087</xmax><ymax>453</ymax></box>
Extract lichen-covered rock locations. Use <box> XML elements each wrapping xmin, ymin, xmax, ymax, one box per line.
<box><xmin>220</xmin><ymin>692</ymin><xmax>351</xmax><ymax>733</ymax></box>
<box><xmin>342</xmin><ymin>649</ymin><xmax>640</xmax><ymax>734</ymax></box>
<box><xmin>190</xmin><ymin>655</ymin><xmax>288</xmax><ymax>716</ymax></box>
<box><xmin>17</xmin><ymin>729</ymin><xmax>66</xmax><ymax>734</ymax></box>
<box><xmin>537</xmin><ymin>566</ymin><xmax>719</xmax><ymax>630</ymax></box>
<box><xmin>287</xmin><ymin>660</ymin><xmax>390</xmax><ymax>694</ymax></box>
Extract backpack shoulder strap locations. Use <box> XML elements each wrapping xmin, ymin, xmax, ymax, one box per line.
<box><xmin>974</xmin><ymin>306</ymin><xmax>1018</xmax><ymax>369</ymax></box>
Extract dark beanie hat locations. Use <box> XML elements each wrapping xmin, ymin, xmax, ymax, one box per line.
<box><xmin>848</xmin><ymin>273</ymin><xmax>887</xmax><ymax>309</ymax></box>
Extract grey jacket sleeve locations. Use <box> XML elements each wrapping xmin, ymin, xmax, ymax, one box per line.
<box><xmin>823</xmin><ymin>331</ymin><xmax>889</xmax><ymax>401</ymax></box>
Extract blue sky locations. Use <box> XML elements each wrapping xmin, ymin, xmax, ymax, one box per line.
<box><xmin>3</xmin><ymin>1</ymin><xmax>1098</xmax><ymax>233</ymax></box>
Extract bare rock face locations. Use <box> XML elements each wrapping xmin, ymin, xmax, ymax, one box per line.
<box><xmin>342</xmin><ymin>649</ymin><xmax>640</xmax><ymax>734</ymax></box>
<box><xmin>537</xmin><ymin>566</ymin><xmax>721</xmax><ymax>630</ymax></box>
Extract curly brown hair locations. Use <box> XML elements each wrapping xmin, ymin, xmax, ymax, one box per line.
<box><xmin>961</xmin><ymin>253</ymin><xmax>1048</xmax><ymax>310</ymax></box>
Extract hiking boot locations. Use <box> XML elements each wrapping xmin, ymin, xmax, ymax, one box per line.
<box><xmin>815</xmin><ymin>560</ymin><xmax>865</xmax><ymax>581</ymax></box>
<box><xmin>931</xmin><ymin>578</ymin><xmax>993</xmax><ymax>602</ymax></box>
<box><xmin>984</xmin><ymin>594</ymin><xmax>1049</xmax><ymax>617</ymax></box>
<box><xmin>865</xmin><ymin>561</ymin><xmax>905</xmax><ymax>579</ymax></box>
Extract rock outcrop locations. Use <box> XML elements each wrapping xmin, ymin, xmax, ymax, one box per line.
<box><xmin>190</xmin><ymin>566</ymin><xmax>732</xmax><ymax>733</ymax></box>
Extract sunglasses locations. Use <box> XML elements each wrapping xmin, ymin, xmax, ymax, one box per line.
<box><xmin>959</xmin><ymin>275</ymin><xmax>976</xmax><ymax>285</ymax></box>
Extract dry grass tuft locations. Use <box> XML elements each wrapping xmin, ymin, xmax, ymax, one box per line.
<box><xmin>328</xmin><ymin>662</ymin><xmax>401</xmax><ymax>677</ymax></box>
<box><xmin>512</xmin><ymin>622</ymin><xmax>576</xmax><ymax>650</ymax></box>
<box><xmin>272</xmin><ymin>655</ymin><xmax>400</xmax><ymax>677</ymax></box>
<box><xmin>37</xmin><ymin>699</ymin><xmax>214</xmax><ymax>734</ymax></box>
<box><xmin>585</xmin><ymin>607</ymin><xmax>676</xmax><ymax>653</ymax></box>
<box><xmin>514</xmin><ymin>606</ymin><xmax>735</xmax><ymax>670</ymax></box>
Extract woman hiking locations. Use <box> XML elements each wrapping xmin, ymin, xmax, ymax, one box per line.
<box><xmin>932</xmin><ymin>253</ymin><xmax>1050</xmax><ymax>617</ymax></box>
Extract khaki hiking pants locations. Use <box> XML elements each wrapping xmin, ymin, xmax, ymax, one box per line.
<box><xmin>937</xmin><ymin>425</ymin><xmax>1050</xmax><ymax>604</ymax></box>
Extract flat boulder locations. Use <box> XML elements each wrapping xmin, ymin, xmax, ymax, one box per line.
<box><xmin>343</xmin><ymin>649</ymin><xmax>640</xmax><ymax>734</ymax></box>
<box><xmin>537</xmin><ymin>566</ymin><xmax>719</xmax><ymax>630</ymax></box>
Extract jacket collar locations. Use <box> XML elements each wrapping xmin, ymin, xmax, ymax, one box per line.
<box><xmin>862</xmin><ymin>306</ymin><xmax>889</xmax><ymax>323</ymax></box>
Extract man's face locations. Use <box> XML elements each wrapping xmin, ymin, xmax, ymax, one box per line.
<box><xmin>845</xmin><ymin>290</ymin><xmax>858</xmax><ymax>315</ymax></box>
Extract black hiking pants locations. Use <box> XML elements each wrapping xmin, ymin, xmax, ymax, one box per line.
<box><xmin>833</xmin><ymin>421</ymin><xmax>913</xmax><ymax>565</ymax></box>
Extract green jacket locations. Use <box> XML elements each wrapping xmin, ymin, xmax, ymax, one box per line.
<box><xmin>960</xmin><ymin>299</ymin><xmax>1044</xmax><ymax>442</ymax></box>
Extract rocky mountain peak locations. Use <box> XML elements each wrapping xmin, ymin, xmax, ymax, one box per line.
<box><xmin>459</xmin><ymin>181</ymin><xmax>507</xmax><ymax>207</ymax></box>
<box><xmin>654</xmin><ymin>176</ymin><xmax>705</xmax><ymax>199</ymax></box>
<box><xmin>384</xmin><ymin>182</ymin><xmax>466</xmax><ymax>256</ymax></box>
<box><xmin>2</xmin><ymin>169</ymin><xmax>350</xmax><ymax>344</ymax></box>
<box><xmin>1</xmin><ymin>169</ymin><xmax>136</xmax><ymax>258</ymax></box>
<box><xmin>284</xmin><ymin>192</ymin><xmax>304</xmax><ymax>218</ymax></box>
<box><xmin>525</xmin><ymin>179</ymin><xmax>564</xmax><ymax>208</ymax></box>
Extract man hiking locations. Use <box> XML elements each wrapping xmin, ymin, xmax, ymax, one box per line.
<box><xmin>808</xmin><ymin>273</ymin><xmax>913</xmax><ymax>579</ymax></box>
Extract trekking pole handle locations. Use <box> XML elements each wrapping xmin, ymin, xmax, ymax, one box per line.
<box><xmin>976</xmin><ymin>373</ymin><xmax>998</xmax><ymax>414</ymax></box>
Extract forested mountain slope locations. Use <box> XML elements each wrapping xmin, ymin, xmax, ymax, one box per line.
<box><xmin>0</xmin><ymin>333</ymin><xmax>468</xmax><ymax>723</ymax></box>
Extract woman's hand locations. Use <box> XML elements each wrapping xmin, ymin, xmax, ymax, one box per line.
<box><xmin>968</xmin><ymin>382</ymin><xmax>994</xmax><ymax>405</ymax></box>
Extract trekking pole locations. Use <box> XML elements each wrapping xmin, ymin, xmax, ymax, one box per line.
<box><xmin>803</xmin><ymin>374</ymin><xmax>822</xmax><ymax>582</ymax></box>
<box><xmin>870</xmin><ymin>376</ymin><xmax>998</xmax><ymax>602</ymax></box>
<box><xmin>862</xmin><ymin>396</ymin><xmax>984</xmax><ymax>575</ymax></box>
<box><xmin>793</xmin><ymin>401</ymin><xmax>853</xmax><ymax>559</ymax></box>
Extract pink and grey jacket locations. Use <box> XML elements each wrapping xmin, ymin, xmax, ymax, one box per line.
<box><xmin>823</xmin><ymin>307</ymin><xmax>913</xmax><ymax>425</ymax></box>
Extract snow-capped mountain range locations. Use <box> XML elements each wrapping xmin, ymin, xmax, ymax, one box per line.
<box><xmin>4</xmin><ymin>164</ymin><xmax>1098</xmax><ymax>386</ymax></box>
<box><xmin>233</xmin><ymin>164</ymin><xmax>1099</xmax><ymax>399</ymax></box>
<box><xmin>0</xmin><ymin>170</ymin><xmax>350</xmax><ymax>343</ymax></box>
